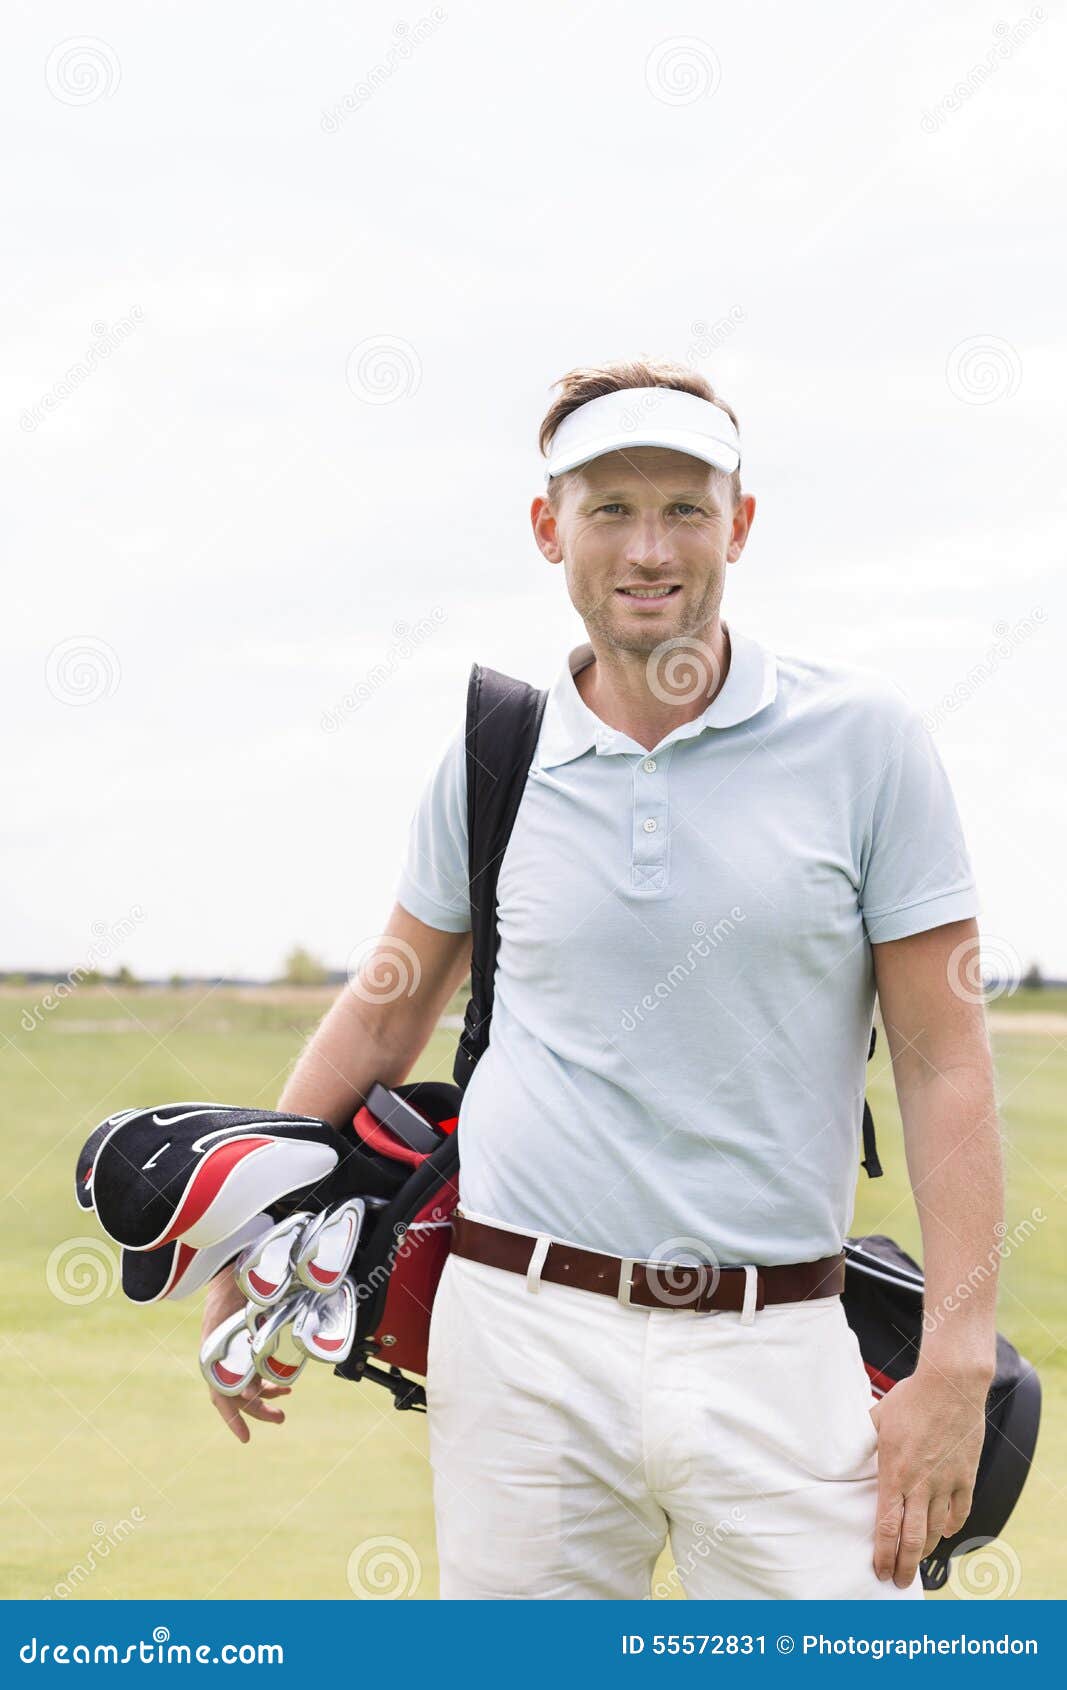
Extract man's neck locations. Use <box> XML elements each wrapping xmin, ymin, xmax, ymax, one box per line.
<box><xmin>573</xmin><ymin>619</ymin><xmax>731</xmax><ymax>753</ymax></box>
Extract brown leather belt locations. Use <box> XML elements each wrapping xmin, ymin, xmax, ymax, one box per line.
<box><xmin>450</xmin><ymin>1212</ymin><xmax>845</xmax><ymax>1315</ymax></box>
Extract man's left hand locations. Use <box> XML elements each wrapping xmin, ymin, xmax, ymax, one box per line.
<box><xmin>869</xmin><ymin>1363</ymin><xmax>990</xmax><ymax>1588</ymax></box>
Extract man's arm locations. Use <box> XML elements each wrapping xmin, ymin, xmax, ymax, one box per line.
<box><xmin>203</xmin><ymin>903</ymin><xmax>472</xmax><ymax>1442</ymax></box>
<box><xmin>868</xmin><ymin>915</ymin><xmax>1003</xmax><ymax>1586</ymax></box>
<box><xmin>276</xmin><ymin>903</ymin><xmax>473</xmax><ymax>1125</ymax></box>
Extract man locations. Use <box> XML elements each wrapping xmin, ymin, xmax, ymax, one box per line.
<box><xmin>203</xmin><ymin>359</ymin><xmax>1002</xmax><ymax>1601</ymax></box>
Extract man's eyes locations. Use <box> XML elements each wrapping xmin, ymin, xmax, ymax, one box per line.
<box><xmin>595</xmin><ymin>503</ymin><xmax>705</xmax><ymax>516</ymax></box>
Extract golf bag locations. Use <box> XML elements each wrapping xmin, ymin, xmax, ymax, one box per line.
<box><xmin>349</xmin><ymin>661</ymin><xmax>1041</xmax><ymax>1593</ymax></box>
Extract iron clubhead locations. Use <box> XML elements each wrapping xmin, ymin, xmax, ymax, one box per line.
<box><xmin>293</xmin><ymin>1197</ymin><xmax>366</xmax><ymax>1293</ymax></box>
<box><xmin>292</xmin><ymin>1278</ymin><xmax>357</xmax><ymax>1364</ymax></box>
<box><xmin>249</xmin><ymin>1293</ymin><xmax>309</xmax><ymax>1385</ymax></box>
<box><xmin>235</xmin><ymin>1211</ymin><xmax>314</xmax><ymax>1307</ymax></box>
<box><xmin>200</xmin><ymin>1307</ymin><xmax>257</xmax><ymax>1397</ymax></box>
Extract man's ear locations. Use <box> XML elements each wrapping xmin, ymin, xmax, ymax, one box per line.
<box><xmin>726</xmin><ymin>492</ymin><xmax>756</xmax><ymax>563</ymax></box>
<box><xmin>531</xmin><ymin>493</ymin><xmax>564</xmax><ymax>564</ymax></box>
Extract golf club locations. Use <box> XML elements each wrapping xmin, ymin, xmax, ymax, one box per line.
<box><xmin>235</xmin><ymin>1211</ymin><xmax>314</xmax><ymax>1307</ymax></box>
<box><xmin>292</xmin><ymin>1277</ymin><xmax>357</xmax><ymax>1364</ymax></box>
<box><xmin>199</xmin><ymin>1307</ymin><xmax>257</xmax><ymax>1397</ymax></box>
<box><xmin>293</xmin><ymin>1196</ymin><xmax>366</xmax><ymax>1292</ymax></box>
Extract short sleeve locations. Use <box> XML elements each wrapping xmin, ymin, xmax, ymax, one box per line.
<box><xmin>859</xmin><ymin>698</ymin><xmax>980</xmax><ymax>943</ymax></box>
<box><xmin>393</xmin><ymin>724</ymin><xmax>471</xmax><ymax>932</ymax></box>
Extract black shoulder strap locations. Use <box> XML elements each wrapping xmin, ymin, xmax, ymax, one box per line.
<box><xmin>453</xmin><ymin>664</ymin><xmax>548</xmax><ymax>1092</ymax></box>
<box><xmin>861</xmin><ymin>1025</ymin><xmax>883</xmax><ymax>1178</ymax></box>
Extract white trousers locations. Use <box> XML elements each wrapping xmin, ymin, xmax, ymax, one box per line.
<box><xmin>426</xmin><ymin>1235</ymin><xmax>925</xmax><ymax>1601</ymax></box>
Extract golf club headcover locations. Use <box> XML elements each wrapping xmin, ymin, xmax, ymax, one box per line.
<box><xmin>120</xmin><ymin>1212</ymin><xmax>275</xmax><ymax>1305</ymax></box>
<box><xmin>80</xmin><ymin>1102</ymin><xmax>410</xmax><ymax>1251</ymax></box>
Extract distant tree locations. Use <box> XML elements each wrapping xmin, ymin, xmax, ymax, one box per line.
<box><xmin>282</xmin><ymin>946</ymin><xmax>329</xmax><ymax>986</ymax></box>
<box><xmin>5</xmin><ymin>971</ymin><xmax>27</xmax><ymax>986</ymax></box>
<box><xmin>113</xmin><ymin>964</ymin><xmax>138</xmax><ymax>988</ymax></box>
<box><xmin>1021</xmin><ymin>961</ymin><xmax>1044</xmax><ymax>991</ymax></box>
<box><xmin>80</xmin><ymin>968</ymin><xmax>102</xmax><ymax>986</ymax></box>
<box><xmin>168</xmin><ymin>972</ymin><xmax>185</xmax><ymax>988</ymax></box>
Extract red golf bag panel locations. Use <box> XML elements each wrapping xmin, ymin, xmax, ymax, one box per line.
<box><xmin>336</xmin><ymin>1081</ymin><xmax>462</xmax><ymax>1410</ymax></box>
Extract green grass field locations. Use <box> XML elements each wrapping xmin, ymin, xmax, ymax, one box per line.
<box><xmin>2</xmin><ymin>985</ymin><xmax>1063</xmax><ymax>1600</ymax></box>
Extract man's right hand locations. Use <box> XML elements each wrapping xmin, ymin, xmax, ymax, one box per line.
<box><xmin>201</xmin><ymin>1267</ymin><xmax>291</xmax><ymax>1444</ymax></box>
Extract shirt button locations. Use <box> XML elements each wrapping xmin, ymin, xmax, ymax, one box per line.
<box><xmin>642</xmin><ymin>818</ymin><xmax>658</xmax><ymax>833</ymax></box>
<box><xmin>642</xmin><ymin>758</ymin><xmax>657</xmax><ymax>773</ymax></box>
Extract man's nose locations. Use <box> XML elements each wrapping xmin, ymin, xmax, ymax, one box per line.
<box><xmin>624</xmin><ymin>518</ymin><xmax>674</xmax><ymax>567</ymax></box>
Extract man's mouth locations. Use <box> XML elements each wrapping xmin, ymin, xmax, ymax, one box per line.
<box><xmin>615</xmin><ymin>584</ymin><xmax>681</xmax><ymax>601</ymax></box>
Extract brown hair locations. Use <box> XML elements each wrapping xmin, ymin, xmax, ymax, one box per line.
<box><xmin>539</xmin><ymin>358</ymin><xmax>742</xmax><ymax>506</ymax></box>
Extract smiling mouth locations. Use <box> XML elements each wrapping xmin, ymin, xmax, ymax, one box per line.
<box><xmin>615</xmin><ymin>585</ymin><xmax>681</xmax><ymax>601</ymax></box>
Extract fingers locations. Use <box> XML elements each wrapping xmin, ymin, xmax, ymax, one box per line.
<box><xmin>208</xmin><ymin>1381</ymin><xmax>292</xmax><ymax>1441</ymax></box>
<box><xmin>944</xmin><ymin>1486</ymin><xmax>974</xmax><ymax>1540</ymax></box>
<box><xmin>212</xmin><ymin>1391</ymin><xmax>251</xmax><ymax>1444</ymax></box>
<box><xmin>923</xmin><ymin>1493</ymin><xmax>953</xmax><ymax>1558</ymax></box>
<box><xmin>894</xmin><ymin>1491</ymin><xmax>931</xmax><ymax>1589</ymax></box>
<box><xmin>873</xmin><ymin>1485</ymin><xmax>902</xmax><ymax>1582</ymax></box>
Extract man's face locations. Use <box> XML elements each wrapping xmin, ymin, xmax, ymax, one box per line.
<box><xmin>531</xmin><ymin>446</ymin><xmax>755</xmax><ymax>658</ymax></box>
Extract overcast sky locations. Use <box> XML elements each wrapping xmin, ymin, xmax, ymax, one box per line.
<box><xmin>3</xmin><ymin>0</ymin><xmax>1063</xmax><ymax>982</ymax></box>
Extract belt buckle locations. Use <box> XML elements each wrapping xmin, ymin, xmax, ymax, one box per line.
<box><xmin>616</xmin><ymin>1258</ymin><xmax>637</xmax><ymax>1306</ymax></box>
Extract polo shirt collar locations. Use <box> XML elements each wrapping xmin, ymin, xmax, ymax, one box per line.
<box><xmin>538</xmin><ymin>622</ymin><xmax>778</xmax><ymax>768</ymax></box>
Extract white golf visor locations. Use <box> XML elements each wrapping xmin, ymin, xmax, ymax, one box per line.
<box><xmin>543</xmin><ymin>386</ymin><xmax>741</xmax><ymax>483</ymax></box>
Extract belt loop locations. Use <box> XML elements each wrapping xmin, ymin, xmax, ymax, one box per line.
<box><xmin>739</xmin><ymin>1265</ymin><xmax>759</xmax><ymax>1326</ymax></box>
<box><xmin>525</xmin><ymin>1234</ymin><xmax>552</xmax><ymax>1294</ymax></box>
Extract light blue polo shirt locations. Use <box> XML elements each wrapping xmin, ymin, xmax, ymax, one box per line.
<box><xmin>394</xmin><ymin>623</ymin><xmax>980</xmax><ymax>1267</ymax></box>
